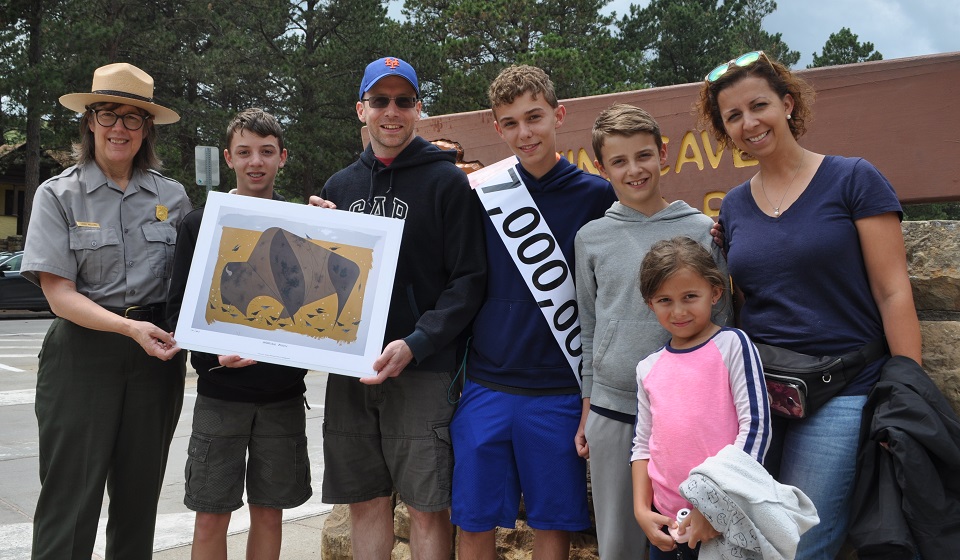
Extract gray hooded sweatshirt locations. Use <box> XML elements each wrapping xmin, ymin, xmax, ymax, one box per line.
<box><xmin>680</xmin><ymin>445</ymin><xmax>820</xmax><ymax>559</ymax></box>
<box><xmin>574</xmin><ymin>200</ymin><xmax>733</xmax><ymax>417</ymax></box>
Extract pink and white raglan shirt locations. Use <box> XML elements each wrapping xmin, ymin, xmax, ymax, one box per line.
<box><xmin>631</xmin><ymin>327</ymin><xmax>771</xmax><ymax>519</ymax></box>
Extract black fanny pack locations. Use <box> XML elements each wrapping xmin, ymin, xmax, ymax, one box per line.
<box><xmin>756</xmin><ymin>339</ymin><xmax>887</xmax><ymax>419</ymax></box>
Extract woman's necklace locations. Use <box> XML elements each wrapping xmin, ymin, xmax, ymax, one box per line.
<box><xmin>759</xmin><ymin>150</ymin><xmax>805</xmax><ymax>217</ymax></box>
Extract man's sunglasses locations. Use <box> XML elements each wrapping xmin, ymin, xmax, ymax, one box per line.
<box><xmin>705</xmin><ymin>51</ymin><xmax>770</xmax><ymax>82</ymax></box>
<box><xmin>361</xmin><ymin>95</ymin><xmax>419</xmax><ymax>109</ymax></box>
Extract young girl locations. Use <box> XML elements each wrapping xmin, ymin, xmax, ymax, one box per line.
<box><xmin>631</xmin><ymin>236</ymin><xmax>771</xmax><ymax>558</ymax></box>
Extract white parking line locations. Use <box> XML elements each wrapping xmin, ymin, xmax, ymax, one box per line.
<box><xmin>0</xmin><ymin>523</ymin><xmax>32</xmax><ymax>560</ymax></box>
<box><xmin>0</xmin><ymin>389</ymin><xmax>34</xmax><ymax>406</ymax></box>
<box><xmin>0</xmin><ymin>363</ymin><xmax>25</xmax><ymax>373</ymax></box>
<box><xmin>0</xmin><ymin>335</ymin><xmax>45</xmax><ymax>339</ymax></box>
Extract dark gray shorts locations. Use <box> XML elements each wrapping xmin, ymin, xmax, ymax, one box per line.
<box><xmin>184</xmin><ymin>395</ymin><xmax>312</xmax><ymax>513</ymax></box>
<box><xmin>321</xmin><ymin>370</ymin><xmax>455</xmax><ymax>512</ymax></box>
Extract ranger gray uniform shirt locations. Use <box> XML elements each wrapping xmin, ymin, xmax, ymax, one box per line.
<box><xmin>22</xmin><ymin>162</ymin><xmax>191</xmax><ymax>308</ymax></box>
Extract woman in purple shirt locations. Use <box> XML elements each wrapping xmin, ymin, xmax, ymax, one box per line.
<box><xmin>695</xmin><ymin>51</ymin><xmax>922</xmax><ymax>559</ymax></box>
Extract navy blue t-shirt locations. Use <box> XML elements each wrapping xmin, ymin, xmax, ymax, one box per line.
<box><xmin>720</xmin><ymin>156</ymin><xmax>901</xmax><ymax>395</ymax></box>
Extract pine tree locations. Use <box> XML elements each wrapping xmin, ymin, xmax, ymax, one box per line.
<box><xmin>809</xmin><ymin>27</ymin><xmax>882</xmax><ymax>68</ymax></box>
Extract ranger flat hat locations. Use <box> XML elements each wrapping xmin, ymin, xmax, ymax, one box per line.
<box><xmin>59</xmin><ymin>63</ymin><xmax>180</xmax><ymax>125</ymax></box>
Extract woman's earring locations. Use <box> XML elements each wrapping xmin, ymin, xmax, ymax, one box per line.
<box><xmin>787</xmin><ymin>114</ymin><xmax>792</xmax><ymax>120</ymax></box>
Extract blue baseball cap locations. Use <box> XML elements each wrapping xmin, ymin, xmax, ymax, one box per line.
<box><xmin>359</xmin><ymin>57</ymin><xmax>420</xmax><ymax>99</ymax></box>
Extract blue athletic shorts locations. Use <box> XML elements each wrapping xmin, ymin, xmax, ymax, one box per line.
<box><xmin>450</xmin><ymin>379</ymin><xmax>590</xmax><ymax>532</ymax></box>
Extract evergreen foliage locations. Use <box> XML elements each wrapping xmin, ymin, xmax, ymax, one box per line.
<box><xmin>4</xmin><ymin>0</ymin><xmax>918</xmax><ymax>223</ymax></box>
<box><xmin>616</xmin><ymin>0</ymin><xmax>798</xmax><ymax>87</ymax></box>
<box><xmin>809</xmin><ymin>27</ymin><xmax>883</xmax><ymax>68</ymax></box>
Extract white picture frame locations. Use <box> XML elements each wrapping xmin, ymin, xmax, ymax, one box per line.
<box><xmin>174</xmin><ymin>191</ymin><xmax>403</xmax><ymax>378</ymax></box>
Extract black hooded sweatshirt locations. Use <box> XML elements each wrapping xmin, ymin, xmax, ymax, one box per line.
<box><xmin>320</xmin><ymin>136</ymin><xmax>486</xmax><ymax>373</ymax></box>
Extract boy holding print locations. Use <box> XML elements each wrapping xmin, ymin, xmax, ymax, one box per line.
<box><xmin>166</xmin><ymin>108</ymin><xmax>311</xmax><ymax>560</ymax></box>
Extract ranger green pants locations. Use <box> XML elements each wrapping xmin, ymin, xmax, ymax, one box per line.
<box><xmin>31</xmin><ymin>318</ymin><xmax>185</xmax><ymax>560</ymax></box>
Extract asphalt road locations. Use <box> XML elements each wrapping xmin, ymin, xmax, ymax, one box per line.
<box><xmin>0</xmin><ymin>314</ymin><xmax>331</xmax><ymax>559</ymax></box>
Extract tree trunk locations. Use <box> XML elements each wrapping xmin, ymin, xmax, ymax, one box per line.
<box><xmin>22</xmin><ymin>0</ymin><xmax>43</xmax><ymax>240</ymax></box>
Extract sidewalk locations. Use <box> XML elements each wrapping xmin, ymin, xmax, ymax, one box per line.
<box><xmin>152</xmin><ymin>511</ymin><xmax>329</xmax><ymax>559</ymax></box>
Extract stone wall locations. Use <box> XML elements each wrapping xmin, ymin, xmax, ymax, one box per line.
<box><xmin>321</xmin><ymin>498</ymin><xmax>601</xmax><ymax>560</ymax></box>
<box><xmin>321</xmin><ymin>220</ymin><xmax>960</xmax><ymax>559</ymax></box>
<box><xmin>905</xmin><ymin>221</ymin><xmax>960</xmax><ymax>413</ymax></box>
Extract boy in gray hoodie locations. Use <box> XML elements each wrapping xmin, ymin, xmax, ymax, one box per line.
<box><xmin>574</xmin><ymin>103</ymin><xmax>732</xmax><ymax>559</ymax></box>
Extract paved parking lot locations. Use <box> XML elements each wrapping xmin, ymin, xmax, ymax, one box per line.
<box><xmin>0</xmin><ymin>315</ymin><xmax>331</xmax><ymax>559</ymax></box>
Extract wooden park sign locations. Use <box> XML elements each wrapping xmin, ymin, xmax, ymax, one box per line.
<box><xmin>391</xmin><ymin>52</ymin><xmax>960</xmax><ymax>215</ymax></box>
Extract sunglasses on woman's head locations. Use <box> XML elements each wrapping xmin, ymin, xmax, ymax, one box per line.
<box><xmin>705</xmin><ymin>51</ymin><xmax>770</xmax><ymax>83</ymax></box>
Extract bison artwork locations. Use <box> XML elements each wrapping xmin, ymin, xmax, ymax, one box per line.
<box><xmin>218</xmin><ymin>227</ymin><xmax>361</xmax><ymax>321</ymax></box>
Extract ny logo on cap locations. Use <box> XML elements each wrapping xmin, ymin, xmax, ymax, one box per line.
<box><xmin>385</xmin><ymin>58</ymin><xmax>401</xmax><ymax>69</ymax></box>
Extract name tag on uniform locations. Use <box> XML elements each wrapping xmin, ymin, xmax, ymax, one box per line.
<box><xmin>75</xmin><ymin>221</ymin><xmax>100</xmax><ymax>228</ymax></box>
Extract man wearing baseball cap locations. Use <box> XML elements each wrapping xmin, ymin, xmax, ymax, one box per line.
<box><xmin>309</xmin><ymin>57</ymin><xmax>486</xmax><ymax>558</ymax></box>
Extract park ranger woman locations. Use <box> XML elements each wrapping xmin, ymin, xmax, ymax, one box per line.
<box><xmin>22</xmin><ymin>62</ymin><xmax>191</xmax><ymax>560</ymax></box>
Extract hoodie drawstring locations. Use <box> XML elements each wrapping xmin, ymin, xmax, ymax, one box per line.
<box><xmin>366</xmin><ymin>163</ymin><xmax>397</xmax><ymax>215</ymax></box>
<box><xmin>365</xmin><ymin>163</ymin><xmax>377</xmax><ymax>209</ymax></box>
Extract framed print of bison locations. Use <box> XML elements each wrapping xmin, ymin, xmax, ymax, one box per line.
<box><xmin>174</xmin><ymin>191</ymin><xmax>403</xmax><ymax>378</ymax></box>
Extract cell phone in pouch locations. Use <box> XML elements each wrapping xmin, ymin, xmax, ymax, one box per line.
<box><xmin>766</xmin><ymin>380</ymin><xmax>807</xmax><ymax>418</ymax></box>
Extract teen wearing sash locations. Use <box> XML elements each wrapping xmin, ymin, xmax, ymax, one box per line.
<box><xmin>451</xmin><ymin>65</ymin><xmax>617</xmax><ymax>560</ymax></box>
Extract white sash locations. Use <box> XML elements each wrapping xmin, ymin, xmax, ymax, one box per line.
<box><xmin>469</xmin><ymin>157</ymin><xmax>582</xmax><ymax>386</ymax></box>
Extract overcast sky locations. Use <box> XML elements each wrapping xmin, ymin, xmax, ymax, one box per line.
<box><xmin>388</xmin><ymin>1</ymin><xmax>959</xmax><ymax>69</ymax></box>
<box><xmin>606</xmin><ymin>0</ymin><xmax>959</xmax><ymax>68</ymax></box>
